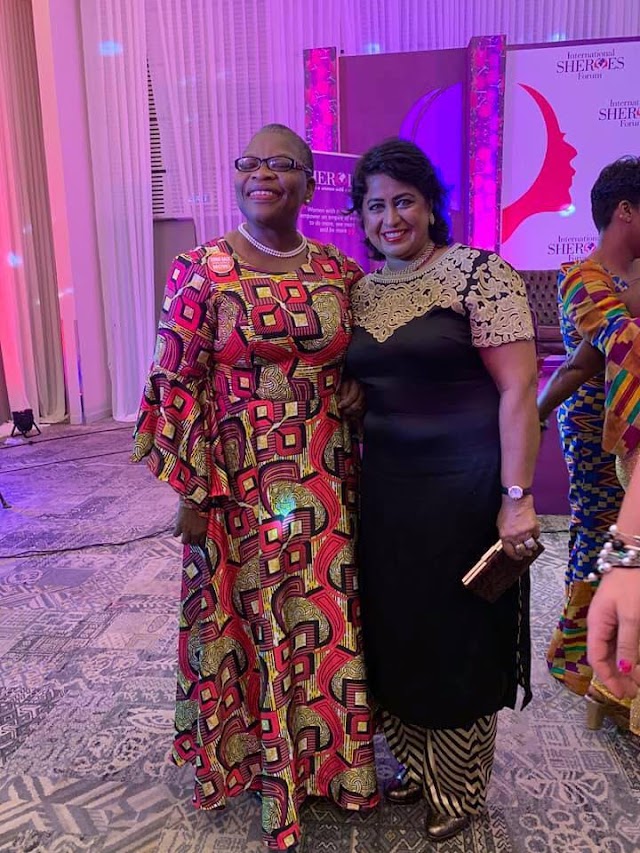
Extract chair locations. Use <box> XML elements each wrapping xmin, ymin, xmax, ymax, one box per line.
<box><xmin>520</xmin><ymin>269</ymin><xmax>566</xmax><ymax>360</ymax></box>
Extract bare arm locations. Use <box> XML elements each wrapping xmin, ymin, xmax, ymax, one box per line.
<box><xmin>479</xmin><ymin>339</ymin><xmax>540</xmax><ymax>558</ymax></box>
<box><xmin>537</xmin><ymin>339</ymin><xmax>604</xmax><ymax>422</ymax></box>
<box><xmin>588</xmin><ymin>465</ymin><xmax>640</xmax><ymax>698</ymax></box>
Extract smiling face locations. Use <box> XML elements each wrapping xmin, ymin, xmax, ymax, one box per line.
<box><xmin>234</xmin><ymin>130</ymin><xmax>315</xmax><ymax>231</ymax></box>
<box><xmin>361</xmin><ymin>173</ymin><xmax>434</xmax><ymax>264</ymax></box>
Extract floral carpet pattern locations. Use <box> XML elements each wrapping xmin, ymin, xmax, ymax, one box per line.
<box><xmin>0</xmin><ymin>423</ymin><xmax>638</xmax><ymax>852</ymax></box>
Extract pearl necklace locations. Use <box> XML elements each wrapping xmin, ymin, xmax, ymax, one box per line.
<box><xmin>238</xmin><ymin>222</ymin><xmax>308</xmax><ymax>258</ymax></box>
<box><xmin>369</xmin><ymin>242</ymin><xmax>438</xmax><ymax>284</ymax></box>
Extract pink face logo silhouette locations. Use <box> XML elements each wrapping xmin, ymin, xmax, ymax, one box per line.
<box><xmin>501</xmin><ymin>84</ymin><xmax>577</xmax><ymax>244</ymax></box>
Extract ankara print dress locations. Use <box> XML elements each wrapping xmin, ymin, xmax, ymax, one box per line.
<box><xmin>133</xmin><ymin>239</ymin><xmax>379</xmax><ymax>850</ymax></box>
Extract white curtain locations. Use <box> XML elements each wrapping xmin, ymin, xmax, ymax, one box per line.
<box><xmin>0</xmin><ymin>0</ymin><xmax>65</xmax><ymax>423</ymax></box>
<box><xmin>344</xmin><ymin>0</ymin><xmax>637</xmax><ymax>52</ymax></box>
<box><xmin>146</xmin><ymin>0</ymin><xmax>639</xmax><ymax>242</ymax></box>
<box><xmin>147</xmin><ymin>0</ymin><xmax>368</xmax><ymax>241</ymax></box>
<box><xmin>80</xmin><ymin>0</ymin><xmax>155</xmax><ymax>421</ymax></box>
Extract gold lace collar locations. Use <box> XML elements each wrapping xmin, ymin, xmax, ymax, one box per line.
<box><xmin>353</xmin><ymin>244</ymin><xmax>468</xmax><ymax>342</ymax></box>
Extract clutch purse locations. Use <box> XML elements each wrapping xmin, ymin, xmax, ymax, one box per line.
<box><xmin>461</xmin><ymin>539</ymin><xmax>544</xmax><ymax>603</ymax></box>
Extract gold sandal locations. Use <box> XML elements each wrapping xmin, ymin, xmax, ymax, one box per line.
<box><xmin>585</xmin><ymin>684</ymin><xmax>630</xmax><ymax>731</ymax></box>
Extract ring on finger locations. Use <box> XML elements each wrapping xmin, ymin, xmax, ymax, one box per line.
<box><xmin>515</xmin><ymin>543</ymin><xmax>526</xmax><ymax>553</ymax></box>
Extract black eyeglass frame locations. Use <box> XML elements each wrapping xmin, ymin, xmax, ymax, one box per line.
<box><xmin>234</xmin><ymin>156</ymin><xmax>313</xmax><ymax>176</ymax></box>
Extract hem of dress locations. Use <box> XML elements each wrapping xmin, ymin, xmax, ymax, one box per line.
<box><xmin>170</xmin><ymin>748</ymin><xmax>380</xmax><ymax>843</ymax></box>
<box><xmin>373</xmin><ymin>695</ymin><xmax>518</xmax><ymax>730</ymax></box>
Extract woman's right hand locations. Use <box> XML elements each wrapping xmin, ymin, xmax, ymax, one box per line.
<box><xmin>497</xmin><ymin>495</ymin><xmax>540</xmax><ymax>560</ymax></box>
<box><xmin>338</xmin><ymin>377</ymin><xmax>365</xmax><ymax>420</ymax></box>
<box><xmin>173</xmin><ymin>501</ymin><xmax>208</xmax><ymax>547</ymax></box>
<box><xmin>587</xmin><ymin>569</ymin><xmax>640</xmax><ymax>699</ymax></box>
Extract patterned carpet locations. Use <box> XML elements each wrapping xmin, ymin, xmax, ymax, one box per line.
<box><xmin>0</xmin><ymin>422</ymin><xmax>639</xmax><ymax>853</ymax></box>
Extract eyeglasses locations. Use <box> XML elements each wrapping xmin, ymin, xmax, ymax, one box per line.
<box><xmin>234</xmin><ymin>156</ymin><xmax>312</xmax><ymax>175</ymax></box>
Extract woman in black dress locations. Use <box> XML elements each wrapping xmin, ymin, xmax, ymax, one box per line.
<box><xmin>346</xmin><ymin>139</ymin><xmax>540</xmax><ymax>841</ymax></box>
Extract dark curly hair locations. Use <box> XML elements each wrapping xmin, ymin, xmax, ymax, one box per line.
<box><xmin>349</xmin><ymin>138</ymin><xmax>451</xmax><ymax>259</ymax></box>
<box><xmin>591</xmin><ymin>155</ymin><xmax>640</xmax><ymax>231</ymax></box>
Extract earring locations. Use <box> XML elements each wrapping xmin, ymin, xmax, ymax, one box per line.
<box><xmin>429</xmin><ymin>212</ymin><xmax>435</xmax><ymax>226</ymax></box>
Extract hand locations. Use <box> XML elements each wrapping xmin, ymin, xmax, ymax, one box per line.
<box><xmin>498</xmin><ymin>495</ymin><xmax>540</xmax><ymax>561</ymax></box>
<box><xmin>173</xmin><ymin>500</ymin><xmax>208</xmax><ymax>547</ymax></box>
<box><xmin>587</xmin><ymin>569</ymin><xmax>640</xmax><ymax>700</ymax></box>
<box><xmin>338</xmin><ymin>377</ymin><xmax>365</xmax><ymax>420</ymax></box>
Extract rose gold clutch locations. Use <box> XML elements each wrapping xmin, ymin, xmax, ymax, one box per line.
<box><xmin>461</xmin><ymin>539</ymin><xmax>544</xmax><ymax>603</ymax></box>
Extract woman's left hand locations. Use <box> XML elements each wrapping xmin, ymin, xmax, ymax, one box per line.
<box><xmin>587</xmin><ymin>569</ymin><xmax>640</xmax><ymax>699</ymax></box>
<box><xmin>498</xmin><ymin>496</ymin><xmax>540</xmax><ymax>560</ymax></box>
<box><xmin>338</xmin><ymin>377</ymin><xmax>365</xmax><ymax>420</ymax></box>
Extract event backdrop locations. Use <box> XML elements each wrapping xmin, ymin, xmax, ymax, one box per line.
<box><xmin>338</xmin><ymin>47</ymin><xmax>469</xmax><ymax>243</ymax></box>
<box><xmin>501</xmin><ymin>37</ymin><xmax>640</xmax><ymax>269</ymax></box>
<box><xmin>299</xmin><ymin>151</ymin><xmax>370</xmax><ymax>271</ymax></box>
<box><xmin>305</xmin><ymin>38</ymin><xmax>507</xmax><ymax>252</ymax></box>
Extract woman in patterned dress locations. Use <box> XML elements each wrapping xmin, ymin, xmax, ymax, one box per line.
<box><xmin>541</xmin><ymin>265</ymin><xmax>627</xmax><ymax>698</ymax></box>
<box><xmin>346</xmin><ymin>139</ymin><xmax>540</xmax><ymax>842</ymax></box>
<box><xmin>538</xmin><ymin>156</ymin><xmax>640</xmax><ymax>730</ymax></box>
<box><xmin>133</xmin><ymin>124</ymin><xmax>379</xmax><ymax>850</ymax></box>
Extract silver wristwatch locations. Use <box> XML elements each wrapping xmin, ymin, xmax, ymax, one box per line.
<box><xmin>501</xmin><ymin>485</ymin><xmax>532</xmax><ymax>500</ymax></box>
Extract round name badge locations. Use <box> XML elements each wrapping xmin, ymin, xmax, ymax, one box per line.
<box><xmin>207</xmin><ymin>253</ymin><xmax>235</xmax><ymax>274</ymax></box>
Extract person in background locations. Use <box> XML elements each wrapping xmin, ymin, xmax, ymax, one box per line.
<box><xmin>133</xmin><ymin>123</ymin><xmax>378</xmax><ymax>851</ymax></box>
<box><xmin>538</xmin><ymin>156</ymin><xmax>640</xmax><ymax>726</ymax></box>
<box><xmin>538</xmin><ymin>275</ymin><xmax>640</xmax><ymax>487</ymax></box>
<box><xmin>346</xmin><ymin>138</ymin><xmax>539</xmax><ymax>842</ymax></box>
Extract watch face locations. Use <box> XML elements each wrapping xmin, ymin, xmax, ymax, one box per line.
<box><xmin>508</xmin><ymin>485</ymin><xmax>524</xmax><ymax>500</ymax></box>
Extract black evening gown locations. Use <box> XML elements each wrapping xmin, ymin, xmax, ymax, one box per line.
<box><xmin>346</xmin><ymin>244</ymin><xmax>534</xmax><ymax>729</ymax></box>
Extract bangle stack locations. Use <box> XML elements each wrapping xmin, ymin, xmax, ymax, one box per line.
<box><xmin>587</xmin><ymin>524</ymin><xmax>640</xmax><ymax>580</ymax></box>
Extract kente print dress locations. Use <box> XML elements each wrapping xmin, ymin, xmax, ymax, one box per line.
<box><xmin>133</xmin><ymin>239</ymin><xmax>379</xmax><ymax>850</ymax></box>
<box><xmin>347</xmin><ymin>244</ymin><xmax>534</xmax><ymax>815</ymax></box>
<box><xmin>546</xmin><ymin>261</ymin><xmax>626</xmax><ymax>695</ymax></box>
<box><xmin>553</xmin><ymin>259</ymin><xmax>640</xmax><ymax>734</ymax></box>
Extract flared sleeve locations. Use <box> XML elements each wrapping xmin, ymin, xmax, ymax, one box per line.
<box><xmin>559</xmin><ymin>260</ymin><xmax>640</xmax><ymax>456</ymax></box>
<box><xmin>132</xmin><ymin>250</ymin><xmax>230</xmax><ymax>509</ymax></box>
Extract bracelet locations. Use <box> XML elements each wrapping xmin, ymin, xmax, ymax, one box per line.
<box><xmin>588</xmin><ymin>524</ymin><xmax>640</xmax><ymax>579</ymax></box>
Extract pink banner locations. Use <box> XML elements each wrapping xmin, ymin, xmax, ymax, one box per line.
<box><xmin>501</xmin><ymin>37</ymin><xmax>640</xmax><ymax>269</ymax></box>
<box><xmin>300</xmin><ymin>151</ymin><xmax>370</xmax><ymax>272</ymax></box>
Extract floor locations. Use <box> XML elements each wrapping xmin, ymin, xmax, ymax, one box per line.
<box><xmin>0</xmin><ymin>422</ymin><xmax>639</xmax><ymax>852</ymax></box>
